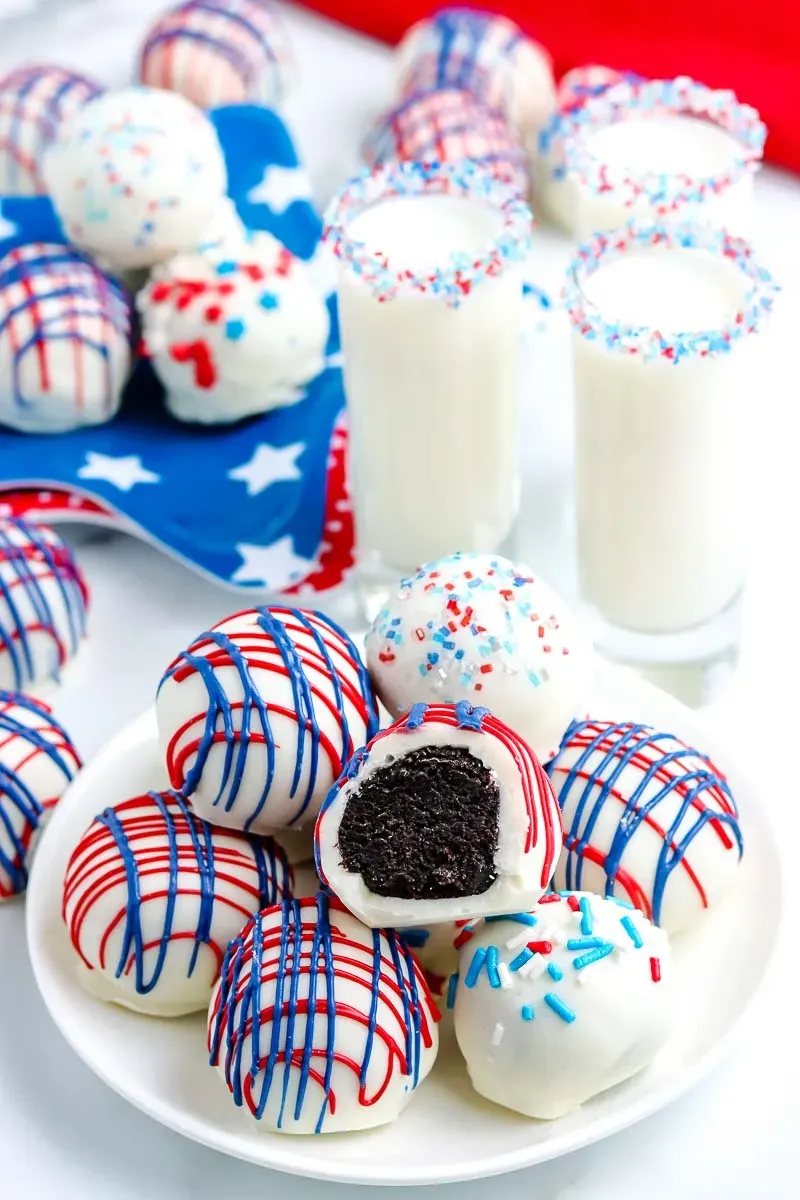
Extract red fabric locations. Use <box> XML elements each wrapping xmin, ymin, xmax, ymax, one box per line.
<box><xmin>299</xmin><ymin>1</ymin><xmax>799</xmax><ymax>173</ymax></box>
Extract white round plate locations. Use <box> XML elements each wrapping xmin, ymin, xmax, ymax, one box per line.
<box><xmin>26</xmin><ymin>668</ymin><xmax>781</xmax><ymax>1186</ymax></box>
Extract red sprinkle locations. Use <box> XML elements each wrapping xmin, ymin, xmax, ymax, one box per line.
<box><xmin>650</xmin><ymin>956</ymin><xmax>662</xmax><ymax>983</ymax></box>
<box><xmin>566</xmin><ymin>895</ymin><xmax>581</xmax><ymax>913</ymax></box>
<box><xmin>526</xmin><ymin>940</ymin><xmax>552</xmax><ymax>955</ymax></box>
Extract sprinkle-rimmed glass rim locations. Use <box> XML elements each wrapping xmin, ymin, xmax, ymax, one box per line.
<box><xmin>563</xmin><ymin>218</ymin><xmax>778</xmax><ymax>363</ymax></box>
<box><xmin>563</xmin><ymin>76</ymin><xmax>766</xmax><ymax>210</ymax></box>
<box><xmin>323</xmin><ymin>159</ymin><xmax>533</xmax><ymax>307</ymax></box>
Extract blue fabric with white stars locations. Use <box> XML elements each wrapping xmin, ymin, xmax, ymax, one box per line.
<box><xmin>0</xmin><ymin>105</ymin><xmax>341</xmax><ymax>593</ymax></box>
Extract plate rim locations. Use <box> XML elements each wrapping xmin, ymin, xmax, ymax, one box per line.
<box><xmin>25</xmin><ymin>684</ymin><xmax>785</xmax><ymax>1186</ymax></box>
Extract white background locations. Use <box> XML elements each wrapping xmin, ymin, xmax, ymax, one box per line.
<box><xmin>1</xmin><ymin>2</ymin><xmax>799</xmax><ymax>1197</ymax></box>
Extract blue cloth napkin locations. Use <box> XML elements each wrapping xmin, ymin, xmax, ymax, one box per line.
<box><xmin>0</xmin><ymin>105</ymin><xmax>345</xmax><ymax>593</ymax></box>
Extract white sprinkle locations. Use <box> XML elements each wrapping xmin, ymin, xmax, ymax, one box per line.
<box><xmin>491</xmin><ymin>1023</ymin><xmax>504</xmax><ymax>1047</ymax></box>
<box><xmin>505</xmin><ymin>929</ymin><xmax>531</xmax><ymax>952</ymax></box>
<box><xmin>498</xmin><ymin>962</ymin><xmax>513</xmax><ymax>990</ymax></box>
<box><xmin>519</xmin><ymin>955</ymin><xmax>548</xmax><ymax>981</ymax></box>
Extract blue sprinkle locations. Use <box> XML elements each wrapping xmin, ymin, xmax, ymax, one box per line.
<box><xmin>566</xmin><ymin>937</ymin><xmax>603</xmax><ymax>951</ymax></box>
<box><xmin>509</xmin><ymin>947</ymin><xmax>534</xmax><ymax>972</ymax></box>
<box><xmin>465</xmin><ymin>947</ymin><xmax>487</xmax><ymax>988</ymax></box>
<box><xmin>446</xmin><ymin>973</ymin><xmax>459</xmax><ymax>1010</ymax></box>
<box><xmin>620</xmin><ymin>916</ymin><xmax>643</xmax><ymax>948</ymax></box>
<box><xmin>486</xmin><ymin>945</ymin><xmax>501</xmax><ymax>988</ymax></box>
<box><xmin>215</xmin><ymin>260</ymin><xmax>237</xmax><ymax>275</ymax></box>
<box><xmin>401</xmin><ymin>929</ymin><xmax>429</xmax><ymax>948</ymax></box>
<box><xmin>487</xmin><ymin>912</ymin><xmax>537</xmax><ymax>927</ymax></box>
<box><xmin>521</xmin><ymin>1005</ymin><xmax>535</xmax><ymax>1021</ymax></box>
<box><xmin>259</xmin><ymin>291</ymin><xmax>279</xmax><ymax>310</ymax></box>
<box><xmin>547</xmin><ymin>963</ymin><xmax>563</xmax><ymax>981</ymax></box>
<box><xmin>225</xmin><ymin>319</ymin><xmax>245</xmax><ymax>341</ymax></box>
<box><xmin>613</xmin><ymin>897</ymin><xmax>635</xmax><ymax>910</ymax></box>
<box><xmin>545</xmin><ymin>993</ymin><xmax>576</xmax><ymax>1023</ymax></box>
<box><xmin>579</xmin><ymin>897</ymin><xmax>594</xmax><ymax>936</ymax></box>
<box><xmin>573</xmin><ymin>943</ymin><xmax>615</xmax><ymax>970</ymax></box>
<box><xmin>406</xmin><ymin>703</ymin><xmax>428</xmax><ymax>729</ymax></box>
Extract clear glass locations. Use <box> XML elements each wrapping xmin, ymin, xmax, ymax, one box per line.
<box><xmin>335</xmin><ymin>193</ymin><xmax>525</xmax><ymax>617</ymax></box>
<box><xmin>572</xmin><ymin>245</ymin><xmax>757</xmax><ymax>689</ymax></box>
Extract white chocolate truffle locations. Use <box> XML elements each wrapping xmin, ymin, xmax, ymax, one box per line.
<box><xmin>547</xmin><ymin>720</ymin><xmax>744</xmax><ymax>936</ymax></box>
<box><xmin>0</xmin><ymin>517</ymin><xmax>89</xmax><ymax>693</ymax></box>
<box><xmin>208</xmin><ymin>893</ymin><xmax>440</xmax><ymax>1134</ymax></box>
<box><xmin>367</xmin><ymin>552</ymin><xmax>593</xmax><ymax>764</ymax></box>
<box><xmin>315</xmin><ymin>701</ymin><xmax>562</xmax><ymax>929</ymax></box>
<box><xmin>62</xmin><ymin>789</ymin><xmax>293</xmax><ymax>1017</ymax></box>
<box><xmin>43</xmin><ymin>86</ymin><xmax>228</xmax><ymax>271</ymax></box>
<box><xmin>0</xmin><ymin>690</ymin><xmax>81</xmax><ymax>899</ymax></box>
<box><xmin>138</xmin><ymin>232</ymin><xmax>329</xmax><ymax>424</ymax></box>
<box><xmin>0</xmin><ymin>64</ymin><xmax>102</xmax><ymax>196</ymax></box>
<box><xmin>139</xmin><ymin>0</ymin><xmax>292</xmax><ymax>110</ymax></box>
<box><xmin>157</xmin><ymin>606</ymin><xmax>379</xmax><ymax>836</ymax></box>
<box><xmin>0</xmin><ymin>243</ymin><xmax>132</xmax><ymax>433</ymax></box>
<box><xmin>395</xmin><ymin>8</ymin><xmax>556</xmax><ymax>142</ymax></box>
<box><xmin>453</xmin><ymin>892</ymin><xmax>673</xmax><ymax>1119</ymax></box>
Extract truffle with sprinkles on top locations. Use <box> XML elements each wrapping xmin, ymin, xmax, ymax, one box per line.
<box><xmin>366</xmin><ymin>551</ymin><xmax>593</xmax><ymax>764</ymax></box>
<box><xmin>138</xmin><ymin>230</ymin><xmax>329</xmax><ymax>425</ymax></box>
<box><xmin>43</xmin><ymin>86</ymin><xmax>229</xmax><ymax>271</ymax></box>
<box><xmin>453</xmin><ymin>891</ymin><xmax>673</xmax><ymax>1119</ymax></box>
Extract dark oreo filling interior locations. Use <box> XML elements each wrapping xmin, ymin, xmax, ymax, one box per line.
<box><xmin>336</xmin><ymin>744</ymin><xmax>500</xmax><ymax>900</ymax></box>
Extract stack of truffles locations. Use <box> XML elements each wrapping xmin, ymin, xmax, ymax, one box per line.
<box><xmin>0</xmin><ymin>0</ymin><xmax>330</xmax><ymax>433</ymax></box>
<box><xmin>55</xmin><ymin>551</ymin><xmax>745</xmax><ymax>1132</ymax></box>
<box><xmin>363</xmin><ymin>8</ymin><xmax>557</xmax><ymax>198</ymax></box>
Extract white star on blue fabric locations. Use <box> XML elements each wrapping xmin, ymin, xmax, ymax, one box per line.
<box><xmin>232</xmin><ymin>536</ymin><xmax>314</xmax><ymax>588</ymax></box>
<box><xmin>227</xmin><ymin>441</ymin><xmax>305</xmax><ymax>496</ymax></box>
<box><xmin>77</xmin><ymin>452</ymin><xmax>160</xmax><ymax>492</ymax></box>
<box><xmin>246</xmin><ymin>164</ymin><xmax>313</xmax><ymax>215</ymax></box>
<box><xmin>0</xmin><ymin>202</ymin><xmax>18</xmax><ymax>240</ymax></box>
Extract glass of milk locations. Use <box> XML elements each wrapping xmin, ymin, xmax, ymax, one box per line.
<box><xmin>565</xmin><ymin>219</ymin><xmax>778</xmax><ymax>694</ymax></box>
<box><xmin>324</xmin><ymin>159</ymin><xmax>532</xmax><ymax>614</ymax></box>
<box><xmin>566</xmin><ymin>77</ymin><xmax>766</xmax><ymax>241</ymax></box>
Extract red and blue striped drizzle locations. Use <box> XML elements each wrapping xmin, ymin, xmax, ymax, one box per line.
<box><xmin>0</xmin><ymin>516</ymin><xmax>88</xmax><ymax>689</ymax></box>
<box><xmin>88</xmin><ymin>789</ymin><xmax>289</xmax><ymax>994</ymax></box>
<box><xmin>0</xmin><ymin>690</ymin><xmax>80</xmax><ymax>895</ymax></box>
<box><xmin>158</xmin><ymin>607</ymin><xmax>378</xmax><ymax>831</ymax></box>
<box><xmin>547</xmin><ymin>720</ymin><xmax>743</xmax><ymax>924</ymax></box>
<box><xmin>209</xmin><ymin>893</ymin><xmax>435</xmax><ymax>1133</ymax></box>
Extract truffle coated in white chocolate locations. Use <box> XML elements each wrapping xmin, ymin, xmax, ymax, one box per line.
<box><xmin>43</xmin><ymin>86</ymin><xmax>228</xmax><ymax>271</ymax></box>
<box><xmin>395</xmin><ymin>8</ymin><xmax>556</xmax><ymax>141</ymax></box>
<box><xmin>208</xmin><ymin>893</ymin><xmax>439</xmax><ymax>1134</ymax></box>
<box><xmin>0</xmin><ymin>64</ymin><xmax>102</xmax><ymax>196</ymax></box>
<box><xmin>453</xmin><ymin>892</ymin><xmax>673</xmax><ymax>1119</ymax></box>
<box><xmin>0</xmin><ymin>243</ymin><xmax>132</xmax><ymax>434</ymax></box>
<box><xmin>367</xmin><ymin>552</ymin><xmax>593</xmax><ymax>764</ymax></box>
<box><xmin>547</xmin><ymin>720</ymin><xmax>744</xmax><ymax>936</ymax></box>
<box><xmin>138</xmin><ymin>231</ymin><xmax>329</xmax><ymax>425</ymax></box>
<box><xmin>62</xmin><ymin>789</ymin><xmax>293</xmax><ymax>1017</ymax></box>
<box><xmin>139</xmin><ymin>0</ymin><xmax>293</xmax><ymax>110</ymax></box>
<box><xmin>157</xmin><ymin>606</ymin><xmax>379</xmax><ymax>836</ymax></box>
<box><xmin>0</xmin><ymin>517</ymin><xmax>89</xmax><ymax>693</ymax></box>
<box><xmin>0</xmin><ymin>690</ymin><xmax>81</xmax><ymax>899</ymax></box>
<box><xmin>315</xmin><ymin>701</ymin><xmax>563</xmax><ymax>929</ymax></box>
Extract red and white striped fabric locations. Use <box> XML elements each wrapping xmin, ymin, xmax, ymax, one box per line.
<box><xmin>363</xmin><ymin>88</ymin><xmax>529</xmax><ymax>197</ymax></box>
<box><xmin>0</xmin><ymin>64</ymin><xmax>102</xmax><ymax>196</ymax></box>
<box><xmin>139</xmin><ymin>0</ymin><xmax>293</xmax><ymax>109</ymax></box>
